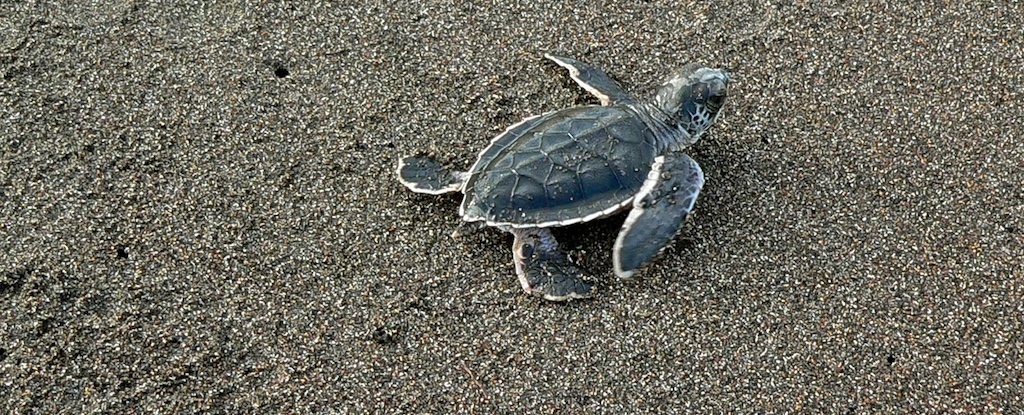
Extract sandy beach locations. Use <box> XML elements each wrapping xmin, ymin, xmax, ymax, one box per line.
<box><xmin>2</xmin><ymin>1</ymin><xmax>1022</xmax><ymax>412</ymax></box>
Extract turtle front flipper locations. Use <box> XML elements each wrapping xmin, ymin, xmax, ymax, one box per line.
<box><xmin>511</xmin><ymin>228</ymin><xmax>595</xmax><ymax>301</ymax></box>
<box><xmin>544</xmin><ymin>54</ymin><xmax>634</xmax><ymax>106</ymax></box>
<box><xmin>397</xmin><ymin>156</ymin><xmax>468</xmax><ymax>194</ymax></box>
<box><xmin>613</xmin><ymin>152</ymin><xmax>704</xmax><ymax>278</ymax></box>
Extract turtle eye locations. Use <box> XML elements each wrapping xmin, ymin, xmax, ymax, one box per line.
<box><xmin>520</xmin><ymin>243</ymin><xmax>535</xmax><ymax>258</ymax></box>
<box><xmin>706</xmin><ymin>90</ymin><xmax>726</xmax><ymax>113</ymax></box>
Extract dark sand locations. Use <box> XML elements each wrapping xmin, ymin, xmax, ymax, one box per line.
<box><xmin>2</xmin><ymin>1</ymin><xmax>1022</xmax><ymax>413</ymax></box>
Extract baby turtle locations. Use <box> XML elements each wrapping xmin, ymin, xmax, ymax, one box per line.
<box><xmin>398</xmin><ymin>54</ymin><xmax>729</xmax><ymax>301</ymax></box>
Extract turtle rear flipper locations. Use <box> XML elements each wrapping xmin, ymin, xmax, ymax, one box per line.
<box><xmin>397</xmin><ymin>156</ymin><xmax>468</xmax><ymax>194</ymax></box>
<box><xmin>613</xmin><ymin>152</ymin><xmax>704</xmax><ymax>278</ymax></box>
<box><xmin>512</xmin><ymin>228</ymin><xmax>595</xmax><ymax>301</ymax></box>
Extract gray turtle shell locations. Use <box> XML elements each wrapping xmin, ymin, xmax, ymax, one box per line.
<box><xmin>460</xmin><ymin>105</ymin><xmax>658</xmax><ymax>227</ymax></box>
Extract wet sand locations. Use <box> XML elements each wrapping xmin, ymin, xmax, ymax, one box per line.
<box><xmin>2</xmin><ymin>1</ymin><xmax>1022</xmax><ymax>412</ymax></box>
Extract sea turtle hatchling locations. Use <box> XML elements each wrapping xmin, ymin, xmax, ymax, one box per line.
<box><xmin>397</xmin><ymin>54</ymin><xmax>729</xmax><ymax>301</ymax></box>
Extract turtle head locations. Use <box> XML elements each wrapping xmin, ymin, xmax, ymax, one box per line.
<box><xmin>652</xmin><ymin>64</ymin><xmax>730</xmax><ymax>140</ymax></box>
